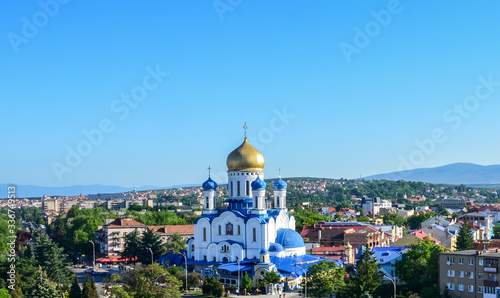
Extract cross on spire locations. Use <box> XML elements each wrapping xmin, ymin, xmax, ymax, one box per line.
<box><xmin>279</xmin><ymin>168</ymin><xmax>281</xmax><ymax>178</ymax></box>
<box><xmin>208</xmin><ymin>166</ymin><xmax>211</xmax><ymax>177</ymax></box>
<box><xmin>243</xmin><ymin>122</ymin><xmax>248</xmax><ymax>139</ymax></box>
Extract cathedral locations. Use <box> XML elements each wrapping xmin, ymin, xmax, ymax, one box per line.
<box><xmin>184</xmin><ymin>125</ymin><xmax>331</xmax><ymax>288</ymax></box>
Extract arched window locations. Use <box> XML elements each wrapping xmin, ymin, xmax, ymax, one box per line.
<box><xmin>237</xmin><ymin>181</ymin><xmax>241</xmax><ymax>196</ymax></box>
<box><xmin>204</xmin><ymin>255</ymin><xmax>207</xmax><ymax>261</ymax></box>
<box><xmin>230</xmin><ymin>181</ymin><xmax>233</xmax><ymax>196</ymax></box>
<box><xmin>255</xmin><ymin>196</ymin><xmax>258</xmax><ymax>208</ymax></box>
<box><xmin>238</xmin><ymin>225</ymin><xmax>241</xmax><ymax>235</ymax></box>
<box><xmin>223</xmin><ymin>257</ymin><xmax>228</xmax><ymax>263</ymax></box>
<box><xmin>253</xmin><ymin>228</ymin><xmax>256</xmax><ymax>242</ymax></box>
<box><xmin>206</xmin><ymin>197</ymin><xmax>209</xmax><ymax>208</ymax></box>
<box><xmin>276</xmin><ymin>197</ymin><xmax>279</xmax><ymax>208</ymax></box>
<box><xmin>219</xmin><ymin>225</ymin><xmax>221</xmax><ymax>235</ymax></box>
<box><xmin>213</xmin><ymin>256</ymin><xmax>216</xmax><ymax>262</ymax></box>
<box><xmin>203</xmin><ymin>228</ymin><xmax>207</xmax><ymax>241</ymax></box>
<box><xmin>246</xmin><ymin>180</ymin><xmax>250</xmax><ymax>196</ymax></box>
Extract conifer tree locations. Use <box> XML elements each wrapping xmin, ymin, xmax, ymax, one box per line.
<box><xmin>456</xmin><ymin>216</ymin><xmax>474</xmax><ymax>251</ymax></box>
<box><xmin>30</xmin><ymin>267</ymin><xmax>60</xmax><ymax>298</ymax></box>
<box><xmin>69</xmin><ymin>277</ymin><xmax>82</xmax><ymax>298</ymax></box>
<box><xmin>344</xmin><ymin>248</ymin><xmax>382</xmax><ymax>297</ymax></box>
<box><xmin>34</xmin><ymin>231</ymin><xmax>72</xmax><ymax>284</ymax></box>
<box><xmin>81</xmin><ymin>274</ymin><xmax>99</xmax><ymax>298</ymax></box>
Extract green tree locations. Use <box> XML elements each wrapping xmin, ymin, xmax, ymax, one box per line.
<box><xmin>33</xmin><ymin>231</ymin><xmax>73</xmax><ymax>284</ymax></box>
<box><xmin>240</xmin><ymin>272</ymin><xmax>252</xmax><ymax>293</ymax></box>
<box><xmin>115</xmin><ymin>264</ymin><xmax>182</xmax><ymax>298</ymax></box>
<box><xmin>69</xmin><ymin>278</ymin><xmax>82</xmax><ymax>298</ymax></box>
<box><xmin>382</xmin><ymin>212</ymin><xmax>407</xmax><ymax>226</ymax></box>
<box><xmin>166</xmin><ymin>233</ymin><xmax>187</xmax><ymax>254</ymax></box>
<box><xmin>345</xmin><ymin>248</ymin><xmax>382</xmax><ymax>297</ymax></box>
<box><xmin>0</xmin><ymin>288</ymin><xmax>10</xmax><ymax>298</ymax></box>
<box><xmin>30</xmin><ymin>267</ymin><xmax>60</xmax><ymax>298</ymax></box>
<box><xmin>122</xmin><ymin>230</ymin><xmax>141</xmax><ymax>261</ymax></box>
<box><xmin>202</xmin><ymin>276</ymin><xmax>223</xmax><ymax>298</ymax></box>
<box><xmin>187</xmin><ymin>271</ymin><xmax>203</xmax><ymax>290</ymax></box>
<box><xmin>305</xmin><ymin>260</ymin><xmax>346</xmax><ymax>298</ymax></box>
<box><xmin>263</xmin><ymin>271</ymin><xmax>281</xmax><ymax>284</ymax></box>
<box><xmin>493</xmin><ymin>225</ymin><xmax>500</xmax><ymax>238</ymax></box>
<box><xmin>396</xmin><ymin>237</ymin><xmax>448</xmax><ymax>297</ymax></box>
<box><xmin>137</xmin><ymin>229</ymin><xmax>167</xmax><ymax>264</ymax></box>
<box><xmin>456</xmin><ymin>217</ymin><xmax>474</xmax><ymax>251</ymax></box>
<box><xmin>81</xmin><ymin>275</ymin><xmax>98</xmax><ymax>298</ymax></box>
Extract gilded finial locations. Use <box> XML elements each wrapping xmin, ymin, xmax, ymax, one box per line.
<box><xmin>208</xmin><ymin>166</ymin><xmax>211</xmax><ymax>177</ymax></box>
<box><xmin>279</xmin><ymin>168</ymin><xmax>281</xmax><ymax>178</ymax></box>
<box><xmin>243</xmin><ymin>122</ymin><xmax>248</xmax><ymax>139</ymax></box>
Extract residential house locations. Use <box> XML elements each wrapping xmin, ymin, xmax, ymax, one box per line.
<box><xmin>95</xmin><ymin>217</ymin><xmax>148</xmax><ymax>257</ymax></box>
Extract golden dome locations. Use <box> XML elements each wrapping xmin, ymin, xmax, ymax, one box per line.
<box><xmin>226</xmin><ymin>138</ymin><xmax>265</xmax><ymax>171</ymax></box>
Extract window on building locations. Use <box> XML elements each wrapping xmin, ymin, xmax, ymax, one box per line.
<box><xmin>485</xmin><ymin>286</ymin><xmax>496</xmax><ymax>294</ymax></box>
<box><xmin>459</xmin><ymin>271</ymin><xmax>464</xmax><ymax>278</ymax></box>
<box><xmin>478</xmin><ymin>272</ymin><xmax>483</xmax><ymax>279</ymax></box>
<box><xmin>447</xmin><ymin>270</ymin><xmax>455</xmax><ymax>277</ymax></box>
<box><xmin>468</xmin><ymin>285</ymin><xmax>474</xmax><ymax>292</ymax></box>
<box><xmin>458</xmin><ymin>284</ymin><xmax>464</xmax><ymax>291</ymax></box>
<box><xmin>469</xmin><ymin>272</ymin><xmax>474</xmax><ymax>279</ymax></box>
<box><xmin>206</xmin><ymin>198</ymin><xmax>209</xmax><ymax>209</ymax></box>
<box><xmin>488</xmin><ymin>273</ymin><xmax>497</xmax><ymax>281</ymax></box>
<box><xmin>246</xmin><ymin>181</ymin><xmax>250</xmax><ymax>196</ymax></box>
<box><xmin>204</xmin><ymin>255</ymin><xmax>207</xmax><ymax>261</ymax></box>
<box><xmin>203</xmin><ymin>228</ymin><xmax>207</xmax><ymax>241</ymax></box>
<box><xmin>238</xmin><ymin>225</ymin><xmax>241</xmax><ymax>235</ymax></box>
<box><xmin>253</xmin><ymin>228</ymin><xmax>256</xmax><ymax>242</ymax></box>
<box><xmin>230</xmin><ymin>182</ymin><xmax>233</xmax><ymax>196</ymax></box>
<box><xmin>191</xmin><ymin>245</ymin><xmax>194</xmax><ymax>251</ymax></box>
<box><xmin>447</xmin><ymin>283</ymin><xmax>455</xmax><ymax>290</ymax></box>
<box><xmin>478</xmin><ymin>286</ymin><xmax>484</xmax><ymax>293</ymax></box>
<box><xmin>237</xmin><ymin>181</ymin><xmax>240</xmax><ymax>196</ymax></box>
<box><xmin>276</xmin><ymin>197</ymin><xmax>279</xmax><ymax>208</ymax></box>
<box><xmin>219</xmin><ymin>225</ymin><xmax>221</xmax><ymax>235</ymax></box>
<box><xmin>459</xmin><ymin>257</ymin><xmax>463</xmax><ymax>264</ymax></box>
<box><xmin>213</xmin><ymin>256</ymin><xmax>216</xmax><ymax>262</ymax></box>
<box><xmin>447</xmin><ymin>257</ymin><xmax>455</xmax><ymax>264</ymax></box>
<box><xmin>479</xmin><ymin>259</ymin><xmax>484</xmax><ymax>266</ymax></box>
<box><xmin>469</xmin><ymin>258</ymin><xmax>474</xmax><ymax>265</ymax></box>
<box><xmin>226</xmin><ymin>223</ymin><xmax>233</xmax><ymax>235</ymax></box>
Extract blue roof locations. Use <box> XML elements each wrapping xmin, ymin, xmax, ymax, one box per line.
<box><xmin>273</xmin><ymin>178</ymin><xmax>287</xmax><ymax>190</ymax></box>
<box><xmin>217</xmin><ymin>263</ymin><xmax>254</xmax><ymax>272</ymax></box>
<box><xmin>251</xmin><ymin>176</ymin><xmax>266</xmax><ymax>190</ymax></box>
<box><xmin>372</xmin><ymin>250</ymin><xmax>403</xmax><ymax>265</ymax></box>
<box><xmin>269</xmin><ymin>243</ymin><xmax>285</xmax><ymax>252</ymax></box>
<box><xmin>260</xmin><ymin>249</ymin><xmax>269</xmax><ymax>254</ymax></box>
<box><xmin>202</xmin><ymin>177</ymin><xmax>218</xmax><ymax>191</ymax></box>
<box><xmin>269</xmin><ymin>255</ymin><xmax>342</xmax><ymax>275</ymax></box>
<box><xmin>275</xmin><ymin>228</ymin><xmax>304</xmax><ymax>248</ymax></box>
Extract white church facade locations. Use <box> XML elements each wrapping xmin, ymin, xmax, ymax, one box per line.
<box><xmin>183</xmin><ymin>126</ymin><xmax>334</xmax><ymax>288</ymax></box>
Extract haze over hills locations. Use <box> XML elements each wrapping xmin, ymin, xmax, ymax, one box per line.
<box><xmin>364</xmin><ymin>163</ymin><xmax>500</xmax><ymax>185</ymax></box>
<box><xmin>3</xmin><ymin>163</ymin><xmax>500</xmax><ymax>198</ymax></box>
<box><xmin>0</xmin><ymin>184</ymin><xmax>197</xmax><ymax>199</ymax></box>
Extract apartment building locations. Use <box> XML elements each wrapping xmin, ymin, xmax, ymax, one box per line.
<box><xmin>439</xmin><ymin>250</ymin><xmax>500</xmax><ymax>298</ymax></box>
<box><xmin>95</xmin><ymin>217</ymin><xmax>148</xmax><ymax>256</ymax></box>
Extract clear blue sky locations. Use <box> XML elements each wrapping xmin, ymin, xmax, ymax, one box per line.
<box><xmin>2</xmin><ymin>1</ymin><xmax>500</xmax><ymax>188</ymax></box>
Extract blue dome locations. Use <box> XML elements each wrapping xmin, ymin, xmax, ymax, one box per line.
<box><xmin>260</xmin><ymin>249</ymin><xmax>269</xmax><ymax>254</ymax></box>
<box><xmin>202</xmin><ymin>177</ymin><xmax>217</xmax><ymax>191</ymax></box>
<box><xmin>251</xmin><ymin>177</ymin><xmax>266</xmax><ymax>190</ymax></box>
<box><xmin>273</xmin><ymin>178</ymin><xmax>287</xmax><ymax>190</ymax></box>
<box><xmin>268</xmin><ymin>243</ymin><xmax>285</xmax><ymax>252</ymax></box>
<box><xmin>275</xmin><ymin>228</ymin><xmax>305</xmax><ymax>248</ymax></box>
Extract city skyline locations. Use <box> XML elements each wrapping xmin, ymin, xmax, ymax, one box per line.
<box><xmin>3</xmin><ymin>1</ymin><xmax>500</xmax><ymax>188</ymax></box>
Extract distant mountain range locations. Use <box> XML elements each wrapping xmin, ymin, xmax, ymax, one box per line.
<box><xmin>364</xmin><ymin>163</ymin><xmax>500</xmax><ymax>185</ymax></box>
<box><xmin>0</xmin><ymin>183</ymin><xmax>196</xmax><ymax>199</ymax></box>
<box><xmin>3</xmin><ymin>163</ymin><xmax>500</xmax><ymax>199</ymax></box>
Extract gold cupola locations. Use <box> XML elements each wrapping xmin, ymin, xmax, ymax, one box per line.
<box><xmin>226</xmin><ymin>123</ymin><xmax>265</xmax><ymax>171</ymax></box>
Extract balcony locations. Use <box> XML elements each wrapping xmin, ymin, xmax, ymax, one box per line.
<box><xmin>484</xmin><ymin>280</ymin><xmax>499</xmax><ymax>287</ymax></box>
<box><xmin>484</xmin><ymin>267</ymin><xmax>498</xmax><ymax>273</ymax></box>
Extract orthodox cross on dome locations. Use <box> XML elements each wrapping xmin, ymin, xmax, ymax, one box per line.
<box><xmin>208</xmin><ymin>166</ymin><xmax>211</xmax><ymax>177</ymax></box>
<box><xmin>279</xmin><ymin>168</ymin><xmax>281</xmax><ymax>178</ymax></box>
<box><xmin>243</xmin><ymin>122</ymin><xmax>248</xmax><ymax>139</ymax></box>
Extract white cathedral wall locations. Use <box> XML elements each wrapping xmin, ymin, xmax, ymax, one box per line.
<box><xmin>246</xmin><ymin>218</ymin><xmax>265</xmax><ymax>260</ymax></box>
<box><xmin>284</xmin><ymin>246</ymin><xmax>306</xmax><ymax>257</ymax></box>
<box><xmin>267</xmin><ymin>218</ymin><xmax>276</xmax><ymax>245</ymax></box>
<box><xmin>211</xmin><ymin>211</ymin><xmax>246</xmax><ymax>244</ymax></box>
<box><xmin>227</xmin><ymin>171</ymin><xmax>263</xmax><ymax>199</ymax></box>
<box><xmin>275</xmin><ymin>210</ymin><xmax>290</xmax><ymax>231</ymax></box>
<box><xmin>289</xmin><ymin>215</ymin><xmax>296</xmax><ymax>230</ymax></box>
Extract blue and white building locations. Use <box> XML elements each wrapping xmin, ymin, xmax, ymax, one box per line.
<box><xmin>182</xmin><ymin>130</ymin><xmax>335</xmax><ymax>288</ymax></box>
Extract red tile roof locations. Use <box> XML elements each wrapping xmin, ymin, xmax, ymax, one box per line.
<box><xmin>148</xmin><ymin>225</ymin><xmax>194</xmax><ymax>234</ymax></box>
<box><xmin>107</xmin><ymin>218</ymin><xmax>146</xmax><ymax>227</ymax></box>
<box><xmin>410</xmin><ymin>230</ymin><xmax>440</xmax><ymax>243</ymax></box>
<box><xmin>311</xmin><ymin>246</ymin><xmax>346</xmax><ymax>252</ymax></box>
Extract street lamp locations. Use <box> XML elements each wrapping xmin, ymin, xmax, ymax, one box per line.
<box><xmin>231</xmin><ymin>256</ymin><xmax>241</xmax><ymax>293</ymax></box>
<box><xmin>295</xmin><ymin>263</ymin><xmax>307</xmax><ymax>298</ymax></box>
<box><xmin>146</xmin><ymin>247</ymin><xmax>153</xmax><ymax>265</ymax></box>
<box><xmin>383</xmin><ymin>275</ymin><xmax>396</xmax><ymax>298</ymax></box>
<box><xmin>89</xmin><ymin>240</ymin><xmax>95</xmax><ymax>269</ymax></box>
<box><xmin>179</xmin><ymin>252</ymin><xmax>188</xmax><ymax>292</ymax></box>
